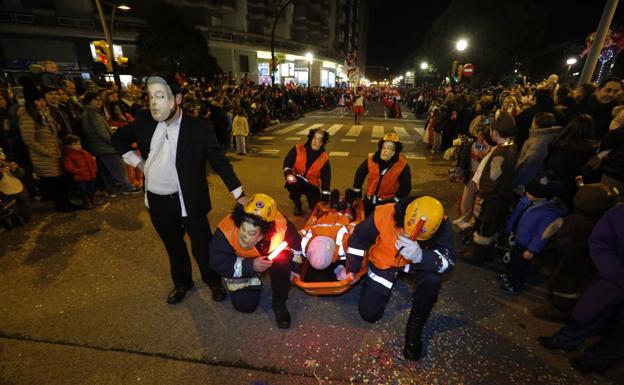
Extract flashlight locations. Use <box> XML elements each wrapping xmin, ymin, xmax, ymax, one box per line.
<box><xmin>267</xmin><ymin>241</ymin><xmax>289</xmax><ymax>260</ymax></box>
<box><xmin>286</xmin><ymin>174</ymin><xmax>297</xmax><ymax>184</ymax></box>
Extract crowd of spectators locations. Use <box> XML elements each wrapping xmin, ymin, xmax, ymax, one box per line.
<box><xmin>0</xmin><ymin>61</ymin><xmax>340</xmax><ymax>227</ymax></box>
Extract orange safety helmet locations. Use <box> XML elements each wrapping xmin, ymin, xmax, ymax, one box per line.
<box><xmin>382</xmin><ymin>132</ymin><xmax>401</xmax><ymax>143</ymax></box>
<box><xmin>404</xmin><ymin>196</ymin><xmax>444</xmax><ymax>240</ymax></box>
<box><xmin>243</xmin><ymin>193</ymin><xmax>277</xmax><ymax>222</ymax></box>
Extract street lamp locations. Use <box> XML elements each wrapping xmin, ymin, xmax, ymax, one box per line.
<box><xmin>271</xmin><ymin>0</ymin><xmax>295</xmax><ymax>86</ymax></box>
<box><xmin>566</xmin><ymin>57</ymin><xmax>578</xmax><ymax>81</ymax></box>
<box><xmin>420</xmin><ymin>61</ymin><xmax>429</xmax><ymax>70</ymax></box>
<box><xmin>305</xmin><ymin>52</ymin><xmax>313</xmax><ymax>88</ymax></box>
<box><xmin>456</xmin><ymin>38</ymin><xmax>468</xmax><ymax>52</ymax></box>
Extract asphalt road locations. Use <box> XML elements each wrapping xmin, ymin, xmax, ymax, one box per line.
<box><xmin>0</xmin><ymin>102</ymin><xmax>622</xmax><ymax>385</ymax></box>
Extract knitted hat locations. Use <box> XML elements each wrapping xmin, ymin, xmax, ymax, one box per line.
<box><xmin>41</xmin><ymin>86</ymin><xmax>58</xmax><ymax>95</ymax></box>
<box><xmin>574</xmin><ymin>183</ymin><xmax>619</xmax><ymax>216</ymax></box>
<box><xmin>491</xmin><ymin>111</ymin><xmax>516</xmax><ymax>138</ymax></box>
<box><xmin>526</xmin><ymin>172</ymin><xmax>561</xmax><ymax>199</ymax></box>
<box><xmin>18</xmin><ymin>76</ymin><xmax>44</xmax><ymax>104</ymax></box>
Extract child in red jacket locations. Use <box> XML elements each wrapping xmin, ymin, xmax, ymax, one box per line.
<box><xmin>63</xmin><ymin>135</ymin><xmax>98</xmax><ymax>209</ymax></box>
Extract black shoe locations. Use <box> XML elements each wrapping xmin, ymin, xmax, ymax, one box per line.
<box><xmin>403</xmin><ymin>326</ymin><xmax>423</xmax><ymax>361</ymax></box>
<box><xmin>570</xmin><ymin>357</ymin><xmax>605</xmax><ymax>375</ymax></box>
<box><xmin>537</xmin><ymin>336</ymin><xmax>576</xmax><ymax>352</ymax></box>
<box><xmin>293</xmin><ymin>206</ymin><xmax>302</xmax><ymax>216</ymax></box>
<box><xmin>166</xmin><ymin>283</ymin><xmax>194</xmax><ymax>304</ymax></box>
<box><xmin>272</xmin><ymin>301</ymin><xmax>291</xmax><ymax>329</ymax></box>
<box><xmin>210</xmin><ymin>284</ymin><xmax>227</xmax><ymax>302</ymax></box>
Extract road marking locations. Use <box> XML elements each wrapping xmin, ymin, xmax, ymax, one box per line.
<box><xmin>414</xmin><ymin>127</ymin><xmax>425</xmax><ymax>138</ymax></box>
<box><xmin>403</xmin><ymin>141</ymin><xmax>414</xmax><ymax>144</ymax></box>
<box><xmin>295</xmin><ymin>123</ymin><xmax>324</xmax><ymax>135</ymax></box>
<box><xmin>346</xmin><ymin>125</ymin><xmax>362</xmax><ymax>136</ymax></box>
<box><xmin>257</xmin><ymin>136</ymin><xmax>274</xmax><ymax>140</ymax></box>
<box><xmin>286</xmin><ymin>137</ymin><xmax>301</xmax><ymax>141</ymax></box>
<box><xmin>405</xmin><ymin>153</ymin><xmax>426</xmax><ymax>160</ymax></box>
<box><xmin>372</xmin><ymin>126</ymin><xmax>384</xmax><ymax>138</ymax></box>
<box><xmin>257</xmin><ymin>149</ymin><xmax>280</xmax><ymax>155</ymax></box>
<box><xmin>274</xmin><ymin>123</ymin><xmax>305</xmax><ymax>134</ymax></box>
<box><xmin>329</xmin><ymin>151</ymin><xmax>349</xmax><ymax>157</ymax></box>
<box><xmin>341</xmin><ymin>139</ymin><xmax>357</xmax><ymax>142</ymax></box>
<box><xmin>394</xmin><ymin>126</ymin><xmax>411</xmax><ymax>140</ymax></box>
<box><xmin>370</xmin><ymin>139</ymin><xmax>379</xmax><ymax>143</ymax></box>
<box><xmin>326</xmin><ymin>124</ymin><xmax>343</xmax><ymax>135</ymax></box>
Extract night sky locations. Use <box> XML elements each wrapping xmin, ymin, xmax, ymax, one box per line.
<box><xmin>366</xmin><ymin>0</ymin><xmax>624</xmax><ymax>75</ymax></box>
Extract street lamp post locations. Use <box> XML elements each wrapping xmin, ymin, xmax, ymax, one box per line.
<box><xmin>452</xmin><ymin>38</ymin><xmax>468</xmax><ymax>84</ymax></box>
<box><xmin>305</xmin><ymin>52</ymin><xmax>313</xmax><ymax>88</ymax></box>
<box><xmin>566</xmin><ymin>57</ymin><xmax>577</xmax><ymax>82</ymax></box>
<box><xmin>271</xmin><ymin>0</ymin><xmax>294</xmax><ymax>86</ymax></box>
<box><xmin>94</xmin><ymin>0</ymin><xmax>130</xmax><ymax>87</ymax></box>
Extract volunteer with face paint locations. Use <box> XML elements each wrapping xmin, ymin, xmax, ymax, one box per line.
<box><xmin>352</xmin><ymin>133</ymin><xmax>411</xmax><ymax>217</ymax></box>
<box><xmin>112</xmin><ymin>74</ymin><xmax>246</xmax><ymax>305</ymax></box>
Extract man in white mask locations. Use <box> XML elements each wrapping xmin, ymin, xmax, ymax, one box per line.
<box><xmin>112</xmin><ymin>74</ymin><xmax>247</xmax><ymax>304</ymax></box>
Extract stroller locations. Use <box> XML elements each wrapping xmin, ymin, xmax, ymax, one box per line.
<box><xmin>292</xmin><ymin>192</ymin><xmax>368</xmax><ymax>296</ymax></box>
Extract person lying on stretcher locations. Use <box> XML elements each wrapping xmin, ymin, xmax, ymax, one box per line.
<box><xmin>298</xmin><ymin>189</ymin><xmax>360</xmax><ymax>282</ymax></box>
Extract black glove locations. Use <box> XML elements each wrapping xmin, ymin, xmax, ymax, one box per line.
<box><xmin>321</xmin><ymin>191</ymin><xmax>330</xmax><ymax>203</ymax></box>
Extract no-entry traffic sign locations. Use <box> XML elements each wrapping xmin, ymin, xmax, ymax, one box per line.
<box><xmin>463</xmin><ymin>63</ymin><xmax>474</xmax><ymax>77</ymax></box>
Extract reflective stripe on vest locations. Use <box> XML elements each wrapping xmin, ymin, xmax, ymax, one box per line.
<box><xmin>293</xmin><ymin>144</ymin><xmax>328</xmax><ymax>188</ymax></box>
<box><xmin>369</xmin><ymin>203</ymin><xmax>410</xmax><ymax>269</ymax></box>
<box><xmin>366</xmin><ymin>156</ymin><xmax>407</xmax><ymax>200</ymax></box>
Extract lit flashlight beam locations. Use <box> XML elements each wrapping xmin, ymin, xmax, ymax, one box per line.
<box><xmin>267</xmin><ymin>241</ymin><xmax>289</xmax><ymax>260</ymax></box>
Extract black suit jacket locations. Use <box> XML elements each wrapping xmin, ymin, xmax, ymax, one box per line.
<box><xmin>112</xmin><ymin>111</ymin><xmax>242</xmax><ymax>217</ymax></box>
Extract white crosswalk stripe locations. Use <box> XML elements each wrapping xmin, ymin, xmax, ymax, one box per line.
<box><xmin>394</xmin><ymin>126</ymin><xmax>410</xmax><ymax>140</ymax></box>
<box><xmin>257</xmin><ymin>149</ymin><xmax>280</xmax><ymax>155</ymax></box>
<box><xmin>274</xmin><ymin>123</ymin><xmax>305</xmax><ymax>134</ymax></box>
<box><xmin>285</xmin><ymin>137</ymin><xmax>301</xmax><ymax>141</ymax></box>
<box><xmin>326</xmin><ymin>124</ymin><xmax>343</xmax><ymax>135</ymax></box>
<box><xmin>372</xmin><ymin>126</ymin><xmax>384</xmax><ymax>138</ymax></box>
<box><xmin>346</xmin><ymin>125</ymin><xmax>362</xmax><ymax>136</ymax></box>
<box><xmin>414</xmin><ymin>126</ymin><xmax>425</xmax><ymax>138</ymax></box>
<box><xmin>295</xmin><ymin>123</ymin><xmax>324</xmax><ymax>135</ymax></box>
<box><xmin>257</xmin><ymin>136</ymin><xmax>274</xmax><ymax>140</ymax></box>
<box><xmin>329</xmin><ymin>151</ymin><xmax>349</xmax><ymax>157</ymax></box>
<box><xmin>341</xmin><ymin>139</ymin><xmax>357</xmax><ymax>142</ymax></box>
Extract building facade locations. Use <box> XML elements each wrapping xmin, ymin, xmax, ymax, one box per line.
<box><xmin>0</xmin><ymin>0</ymin><xmax>368</xmax><ymax>87</ymax></box>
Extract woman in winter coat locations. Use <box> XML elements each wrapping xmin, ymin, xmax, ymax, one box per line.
<box><xmin>18</xmin><ymin>77</ymin><xmax>74</xmax><ymax>212</ymax></box>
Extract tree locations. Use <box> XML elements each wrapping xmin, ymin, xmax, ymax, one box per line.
<box><xmin>135</xmin><ymin>1</ymin><xmax>221</xmax><ymax>77</ymax></box>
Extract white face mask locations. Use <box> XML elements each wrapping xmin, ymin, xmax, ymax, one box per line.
<box><xmin>147</xmin><ymin>82</ymin><xmax>176</xmax><ymax>122</ymax></box>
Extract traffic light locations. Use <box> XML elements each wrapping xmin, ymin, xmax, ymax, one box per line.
<box><xmin>92</xmin><ymin>40</ymin><xmax>112</xmax><ymax>71</ymax></box>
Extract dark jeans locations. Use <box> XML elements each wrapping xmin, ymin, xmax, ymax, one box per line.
<box><xmin>147</xmin><ymin>191</ymin><xmax>221</xmax><ymax>289</ymax></box>
<box><xmin>507</xmin><ymin>245</ymin><xmax>531</xmax><ymax>289</ymax></box>
<box><xmin>97</xmin><ymin>154</ymin><xmax>133</xmax><ymax>193</ymax></box>
<box><xmin>358</xmin><ymin>269</ymin><xmax>442</xmax><ymax>324</ymax></box>
<box><xmin>285</xmin><ymin>179</ymin><xmax>320</xmax><ymax>210</ymax></box>
<box><xmin>76</xmin><ymin>180</ymin><xmax>96</xmax><ymax>199</ymax></box>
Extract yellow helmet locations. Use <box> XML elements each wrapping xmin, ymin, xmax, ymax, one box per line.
<box><xmin>383</xmin><ymin>132</ymin><xmax>401</xmax><ymax>143</ymax></box>
<box><xmin>404</xmin><ymin>196</ymin><xmax>444</xmax><ymax>240</ymax></box>
<box><xmin>243</xmin><ymin>193</ymin><xmax>277</xmax><ymax>222</ymax></box>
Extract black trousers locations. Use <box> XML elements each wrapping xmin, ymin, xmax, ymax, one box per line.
<box><xmin>229</xmin><ymin>253</ymin><xmax>291</xmax><ymax>313</ymax></box>
<box><xmin>285</xmin><ymin>179</ymin><xmax>320</xmax><ymax>210</ymax></box>
<box><xmin>359</xmin><ymin>269</ymin><xmax>442</xmax><ymax>324</ymax></box>
<box><xmin>147</xmin><ymin>191</ymin><xmax>221</xmax><ymax>289</ymax></box>
<box><xmin>40</xmin><ymin>175</ymin><xmax>72</xmax><ymax>210</ymax></box>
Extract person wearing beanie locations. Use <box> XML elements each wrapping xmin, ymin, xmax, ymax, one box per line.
<box><xmin>461</xmin><ymin>112</ymin><xmax>519</xmax><ymax>264</ymax></box>
<box><xmin>539</xmin><ymin>203</ymin><xmax>624</xmax><ymax>375</ymax></box>
<box><xmin>532</xmin><ymin>183</ymin><xmax>619</xmax><ymax>323</ymax></box>
<box><xmin>498</xmin><ymin>172</ymin><xmax>568</xmax><ymax>294</ymax></box>
<box><xmin>18</xmin><ymin>76</ymin><xmax>76</xmax><ymax>212</ymax></box>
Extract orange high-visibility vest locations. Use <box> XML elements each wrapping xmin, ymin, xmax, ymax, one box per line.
<box><xmin>293</xmin><ymin>144</ymin><xmax>328</xmax><ymax>188</ymax></box>
<box><xmin>217</xmin><ymin>211</ymin><xmax>288</xmax><ymax>257</ymax></box>
<box><xmin>301</xmin><ymin>210</ymin><xmax>354</xmax><ymax>263</ymax></box>
<box><xmin>369</xmin><ymin>203</ymin><xmax>410</xmax><ymax>269</ymax></box>
<box><xmin>366</xmin><ymin>156</ymin><xmax>408</xmax><ymax>199</ymax></box>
